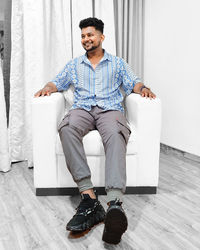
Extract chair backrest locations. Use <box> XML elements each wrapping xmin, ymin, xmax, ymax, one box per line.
<box><xmin>63</xmin><ymin>85</ymin><xmax>75</xmax><ymax>113</ymax></box>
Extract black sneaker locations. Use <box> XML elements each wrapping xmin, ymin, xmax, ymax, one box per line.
<box><xmin>66</xmin><ymin>193</ymin><xmax>106</xmax><ymax>232</ymax></box>
<box><xmin>102</xmin><ymin>199</ymin><xmax>128</xmax><ymax>244</ymax></box>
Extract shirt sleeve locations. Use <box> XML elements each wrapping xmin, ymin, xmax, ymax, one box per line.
<box><xmin>51</xmin><ymin>61</ymin><xmax>73</xmax><ymax>92</ymax></box>
<box><xmin>120</xmin><ymin>58</ymin><xmax>141</xmax><ymax>96</ymax></box>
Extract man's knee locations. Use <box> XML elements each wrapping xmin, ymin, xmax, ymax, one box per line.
<box><xmin>59</xmin><ymin>123</ymin><xmax>84</xmax><ymax>139</ymax></box>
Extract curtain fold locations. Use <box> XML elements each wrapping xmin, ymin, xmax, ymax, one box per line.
<box><xmin>0</xmin><ymin>64</ymin><xmax>11</xmax><ymax>172</ymax></box>
<box><xmin>71</xmin><ymin>0</ymin><xmax>93</xmax><ymax>58</ymax></box>
<box><xmin>9</xmin><ymin>0</ymin><xmax>72</xmax><ymax>167</ymax></box>
<box><xmin>113</xmin><ymin>0</ymin><xmax>144</xmax><ymax>78</ymax></box>
<box><xmin>94</xmin><ymin>0</ymin><xmax>116</xmax><ymax>55</ymax></box>
<box><xmin>2</xmin><ymin>0</ymin><xmax>12</xmax><ymax>122</ymax></box>
<box><xmin>9</xmin><ymin>0</ymin><xmax>116</xmax><ymax>167</ymax></box>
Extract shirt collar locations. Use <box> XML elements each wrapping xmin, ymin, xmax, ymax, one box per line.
<box><xmin>80</xmin><ymin>49</ymin><xmax>112</xmax><ymax>64</ymax></box>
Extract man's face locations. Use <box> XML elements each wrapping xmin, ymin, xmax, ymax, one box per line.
<box><xmin>81</xmin><ymin>26</ymin><xmax>104</xmax><ymax>52</ymax></box>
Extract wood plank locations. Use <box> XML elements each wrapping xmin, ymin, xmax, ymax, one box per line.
<box><xmin>0</xmin><ymin>152</ymin><xmax>200</xmax><ymax>249</ymax></box>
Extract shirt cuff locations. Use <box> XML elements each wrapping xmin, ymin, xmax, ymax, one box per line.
<box><xmin>52</xmin><ymin>80</ymin><xmax>62</xmax><ymax>92</ymax></box>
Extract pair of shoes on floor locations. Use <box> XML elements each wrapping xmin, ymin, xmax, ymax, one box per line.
<box><xmin>66</xmin><ymin>193</ymin><xmax>128</xmax><ymax>245</ymax></box>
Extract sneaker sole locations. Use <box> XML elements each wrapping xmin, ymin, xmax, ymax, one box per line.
<box><xmin>66</xmin><ymin>220</ymin><xmax>103</xmax><ymax>232</ymax></box>
<box><xmin>66</xmin><ymin>207</ymin><xmax>106</xmax><ymax>232</ymax></box>
<box><xmin>102</xmin><ymin>207</ymin><xmax>128</xmax><ymax>244</ymax></box>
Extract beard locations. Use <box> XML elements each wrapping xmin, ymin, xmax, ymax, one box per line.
<box><xmin>83</xmin><ymin>41</ymin><xmax>101</xmax><ymax>52</ymax></box>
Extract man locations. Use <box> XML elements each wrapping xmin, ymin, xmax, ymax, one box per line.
<box><xmin>35</xmin><ymin>17</ymin><xmax>156</xmax><ymax>244</ymax></box>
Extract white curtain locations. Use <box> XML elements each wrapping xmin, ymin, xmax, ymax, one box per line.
<box><xmin>113</xmin><ymin>0</ymin><xmax>144</xmax><ymax>78</ymax></box>
<box><xmin>0</xmin><ymin>64</ymin><xmax>11</xmax><ymax>172</ymax></box>
<box><xmin>9</xmin><ymin>0</ymin><xmax>116</xmax><ymax>167</ymax></box>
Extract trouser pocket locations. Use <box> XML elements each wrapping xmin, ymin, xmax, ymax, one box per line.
<box><xmin>58</xmin><ymin>113</ymin><xmax>70</xmax><ymax>131</ymax></box>
<box><xmin>58</xmin><ymin>112</ymin><xmax>88</xmax><ymax>136</ymax></box>
<box><xmin>116</xmin><ymin>119</ymin><xmax>131</xmax><ymax>144</ymax></box>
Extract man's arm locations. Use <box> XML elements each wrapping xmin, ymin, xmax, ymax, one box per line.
<box><xmin>34</xmin><ymin>82</ymin><xmax>58</xmax><ymax>97</ymax></box>
<box><xmin>133</xmin><ymin>82</ymin><xmax>156</xmax><ymax>99</ymax></box>
<box><xmin>119</xmin><ymin>59</ymin><xmax>156</xmax><ymax>99</ymax></box>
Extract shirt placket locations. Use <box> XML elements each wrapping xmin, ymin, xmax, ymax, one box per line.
<box><xmin>92</xmin><ymin>67</ymin><xmax>96</xmax><ymax>105</ymax></box>
<box><xmin>94</xmin><ymin>62</ymin><xmax>103</xmax><ymax>106</ymax></box>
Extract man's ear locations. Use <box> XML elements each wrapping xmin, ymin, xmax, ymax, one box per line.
<box><xmin>101</xmin><ymin>34</ymin><xmax>105</xmax><ymax>42</ymax></box>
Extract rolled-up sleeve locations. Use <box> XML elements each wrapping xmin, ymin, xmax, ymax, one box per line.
<box><xmin>51</xmin><ymin>62</ymin><xmax>72</xmax><ymax>92</ymax></box>
<box><xmin>120</xmin><ymin>59</ymin><xmax>141</xmax><ymax>96</ymax></box>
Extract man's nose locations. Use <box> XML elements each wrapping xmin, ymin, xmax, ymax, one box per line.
<box><xmin>83</xmin><ymin>36</ymin><xmax>90</xmax><ymax>42</ymax></box>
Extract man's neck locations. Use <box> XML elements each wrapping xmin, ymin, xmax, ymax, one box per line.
<box><xmin>87</xmin><ymin>48</ymin><xmax>104</xmax><ymax>60</ymax></box>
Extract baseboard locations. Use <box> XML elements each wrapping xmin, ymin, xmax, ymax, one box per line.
<box><xmin>36</xmin><ymin>186</ymin><xmax>157</xmax><ymax>196</ymax></box>
<box><xmin>160</xmin><ymin>143</ymin><xmax>200</xmax><ymax>163</ymax></box>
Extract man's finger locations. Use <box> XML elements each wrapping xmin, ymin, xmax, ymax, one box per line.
<box><xmin>34</xmin><ymin>91</ymin><xmax>39</xmax><ymax>97</ymax></box>
<box><xmin>34</xmin><ymin>90</ymin><xmax>42</xmax><ymax>97</ymax></box>
<box><xmin>150</xmin><ymin>92</ymin><xmax>154</xmax><ymax>100</ymax></box>
<box><xmin>41</xmin><ymin>90</ymin><xmax>46</xmax><ymax>96</ymax></box>
<box><xmin>147</xmin><ymin>91</ymin><xmax>156</xmax><ymax>100</ymax></box>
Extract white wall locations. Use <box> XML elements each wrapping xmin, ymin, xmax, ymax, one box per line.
<box><xmin>143</xmin><ymin>0</ymin><xmax>200</xmax><ymax>156</ymax></box>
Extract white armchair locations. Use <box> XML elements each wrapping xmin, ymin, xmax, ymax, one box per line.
<box><xmin>32</xmin><ymin>92</ymin><xmax>161</xmax><ymax>196</ymax></box>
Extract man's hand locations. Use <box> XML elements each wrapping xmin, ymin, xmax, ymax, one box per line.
<box><xmin>34</xmin><ymin>82</ymin><xmax>58</xmax><ymax>97</ymax></box>
<box><xmin>133</xmin><ymin>82</ymin><xmax>156</xmax><ymax>99</ymax></box>
<box><xmin>140</xmin><ymin>87</ymin><xmax>156</xmax><ymax>99</ymax></box>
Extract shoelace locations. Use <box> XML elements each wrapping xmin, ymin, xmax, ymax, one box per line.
<box><xmin>76</xmin><ymin>200</ymin><xmax>91</xmax><ymax>212</ymax></box>
<box><xmin>75</xmin><ymin>197</ymin><xmax>98</xmax><ymax>215</ymax></box>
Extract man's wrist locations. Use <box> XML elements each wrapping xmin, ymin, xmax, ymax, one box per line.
<box><xmin>140</xmin><ymin>85</ymin><xmax>150</xmax><ymax>93</ymax></box>
<box><xmin>45</xmin><ymin>82</ymin><xmax>58</xmax><ymax>93</ymax></box>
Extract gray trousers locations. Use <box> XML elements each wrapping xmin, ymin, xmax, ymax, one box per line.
<box><xmin>58</xmin><ymin>106</ymin><xmax>131</xmax><ymax>194</ymax></box>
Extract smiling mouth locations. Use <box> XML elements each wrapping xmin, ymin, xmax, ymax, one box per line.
<box><xmin>84</xmin><ymin>43</ymin><xmax>92</xmax><ymax>46</ymax></box>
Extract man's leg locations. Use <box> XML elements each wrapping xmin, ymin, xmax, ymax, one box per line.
<box><xmin>58</xmin><ymin>108</ymin><xmax>105</xmax><ymax>231</ymax></box>
<box><xmin>95</xmin><ymin>108</ymin><xmax>131</xmax><ymax>244</ymax></box>
<box><xmin>58</xmin><ymin>109</ymin><xmax>94</xmax><ymax>187</ymax></box>
<box><xmin>95</xmin><ymin>108</ymin><xmax>131</xmax><ymax>199</ymax></box>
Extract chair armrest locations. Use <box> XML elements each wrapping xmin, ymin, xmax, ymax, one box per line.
<box><xmin>32</xmin><ymin>92</ymin><xmax>65</xmax><ymax>187</ymax></box>
<box><xmin>125</xmin><ymin>93</ymin><xmax>162</xmax><ymax>186</ymax></box>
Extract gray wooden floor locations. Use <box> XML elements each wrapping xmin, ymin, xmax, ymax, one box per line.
<box><xmin>0</xmin><ymin>151</ymin><xmax>200</xmax><ymax>250</ymax></box>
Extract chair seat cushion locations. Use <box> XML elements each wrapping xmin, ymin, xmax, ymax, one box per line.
<box><xmin>56</xmin><ymin>126</ymin><xmax>137</xmax><ymax>156</ymax></box>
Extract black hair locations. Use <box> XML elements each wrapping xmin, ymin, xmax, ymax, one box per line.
<box><xmin>79</xmin><ymin>17</ymin><xmax>104</xmax><ymax>34</ymax></box>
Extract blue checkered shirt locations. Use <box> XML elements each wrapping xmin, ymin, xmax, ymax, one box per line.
<box><xmin>52</xmin><ymin>50</ymin><xmax>141</xmax><ymax>112</ymax></box>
